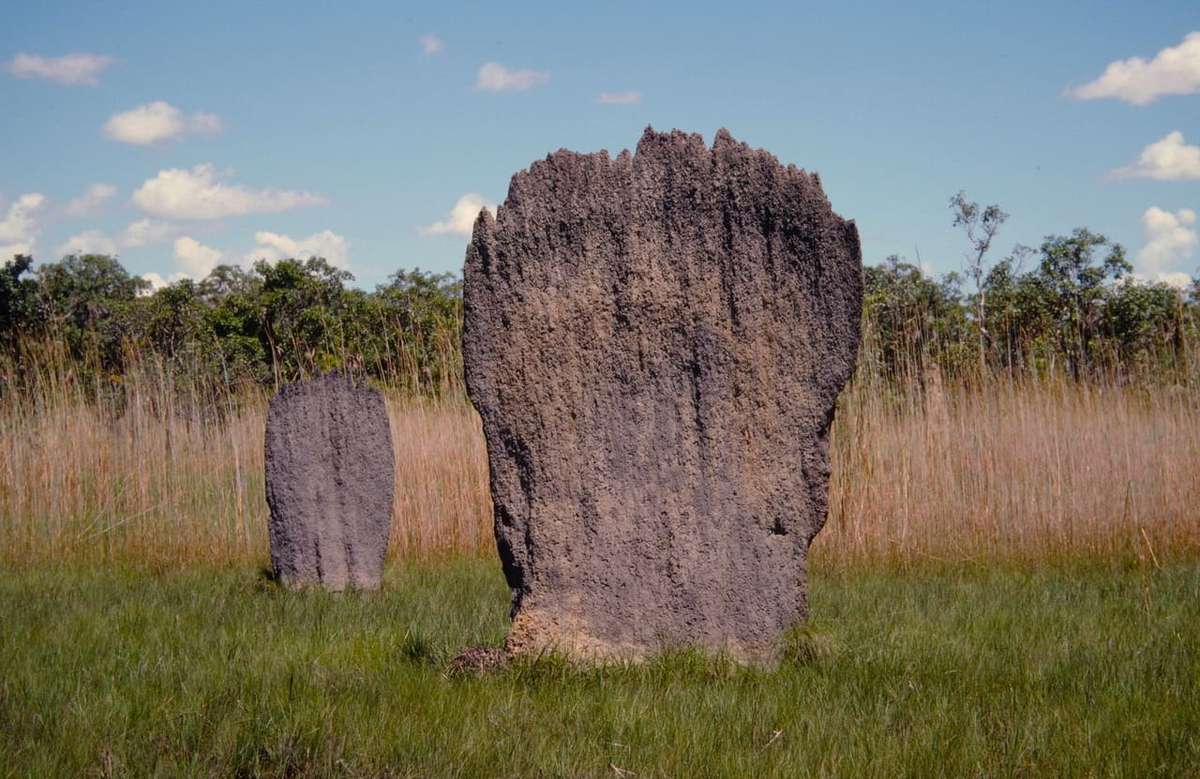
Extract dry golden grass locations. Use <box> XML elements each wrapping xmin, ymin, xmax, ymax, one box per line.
<box><xmin>826</xmin><ymin>378</ymin><xmax>1200</xmax><ymax>564</ymax></box>
<box><xmin>2</xmin><ymin>372</ymin><xmax>1197</xmax><ymax>566</ymax></box>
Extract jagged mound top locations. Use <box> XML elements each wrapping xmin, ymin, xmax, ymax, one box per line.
<box><xmin>473</xmin><ymin>125</ymin><xmax>847</xmax><ymax>254</ymax></box>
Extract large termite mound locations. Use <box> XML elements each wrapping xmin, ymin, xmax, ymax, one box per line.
<box><xmin>464</xmin><ymin>127</ymin><xmax>863</xmax><ymax>662</ymax></box>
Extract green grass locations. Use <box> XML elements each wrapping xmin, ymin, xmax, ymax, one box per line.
<box><xmin>1</xmin><ymin>558</ymin><xmax>1197</xmax><ymax>778</ymax></box>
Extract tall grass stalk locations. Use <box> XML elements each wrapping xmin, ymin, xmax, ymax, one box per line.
<box><xmin>4</xmin><ymin>352</ymin><xmax>1196</xmax><ymax>566</ymax></box>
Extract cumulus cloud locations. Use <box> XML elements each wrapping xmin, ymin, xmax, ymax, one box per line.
<box><xmin>475</xmin><ymin>62</ymin><xmax>549</xmax><ymax>92</ymax></box>
<box><xmin>138</xmin><ymin>236</ymin><xmax>225</xmax><ymax>291</ymax></box>
<box><xmin>143</xmin><ymin>229</ymin><xmax>350</xmax><ymax>290</ymax></box>
<box><xmin>103</xmin><ymin>102</ymin><xmax>223</xmax><ymax>145</ymax></box>
<box><xmin>133</xmin><ymin>164</ymin><xmax>327</xmax><ymax>220</ymax></box>
<box><xmin>1068</xmin><ymin>32</ymin><xmax>1200</xmax><ymax>105</ymax></box>
<box><xmin>245</xmin><ymin>229</ymin><xmax>350</xmax><ymax>268</ymax></box>
<box><xmin>122</xmin><ymin>218</ymin><xmax>177</xmax><ymax>248</ymax></box>
<box><xmin>1112</xmin><ymin>131</ymin><xmax>1200</xmax><ymax>181</ymax></box>
<box><xmin>420</xmin><ymin>34</ymin><xmax>445</xmax><ymax>55</ymax></box>
<box><xmin>57</xmin><ymin>229</ymin><xmax>118</xmax><ymax>257</ymax></box>
<box><xmin>4</xmin><ymin>52</ymin><xmax>113</xmax><ymax>85</ymax></box>
<box><xmin>0</xmin><ymin>193</ymin><xmax>47</xmax><ymax>258</ymax></box>
<box><xmin>596</xmin><ymin>91</ymin><xmax>641</xmax><ymax>105</ymax></box>
<box><xmin>1136</xmin><ymin>207</ymin><xmax>1197</xmax><ymax>288</ymax></box>
<box><xmin>419</xmin><ymin>194</ymin><xmax>494</xmax><ymax>237</ymax></box>
<box><xmin>64</xmin><ymin>183</ymin><xmax>117</xmax><ymax>217</ymax></box>
<box><xmin>174</xmin><ymin>236</ymin><xmax>225</xmax><ymax>278</ymax></box>
<box><xmin>141</xmin><ymin>272</ymin><xmax>176</xmax><ymax>291</ymax></box>
<box><xmin>142</xmin><ymin>270</ymin><xmax>202</xmax><ymax>291</ymax></box>
<box><xmin>55</xmin><ymin>218</ymin><xmax>180</xmax><ymax>258</ymax></box>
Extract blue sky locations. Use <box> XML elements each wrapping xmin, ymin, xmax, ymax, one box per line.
<box><xmin>2</xmin><ymin>1</ymin><xmax>1199</xmax><ymax>288</ymax></box>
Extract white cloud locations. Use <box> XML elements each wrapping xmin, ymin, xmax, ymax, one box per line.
<box><xmin>475</xmin><ymin>62</ymin><xmax>549</xmax><ymax>92</ymax></box>
<box><xmin>103</xmin><ymin>101</ymin><xmax>223</xmax><ymax>145</ymax></box>
<box><xmin>139</xmin><ymin>268</ymin><xmax>188</xmax><ymax>290</ymax></box>
<box><xmin>246</xmin><ymin>230</ymin><xmax>350</xmax><ymax>268</ymax></box>
<box><xmin>1112</xmin><ymin>132</ymin><xmax>1200</xmax><ymax>181</ymax></box>
<box><xmin>420</xmin><ymin>34</ymin><xmax>444</xmax><ymax>55</ymax></box>
<box><xmin>142</xmin><ymin>229</ymin><xmax>350</xmax><ymax>290</ymax></box>
<box><xmin>136</xmin><ymin>236</ymin><xmax>224</xmax><ymax>290</ymax></box>
<box><xmin>596</xmin><ymin>91</ymin><xmax>641</xmax><ymax>105</ymax></box>
<box><xmin>121</xmin><ymin>218</ymin><xmax>177</xmax><ymax>248</ymax></box>
<box><xmin>174</xmin><ymin>236</ymin><xmax>225</xmax><ymax>278</ymax></box>
<box><xmin>419</xmin><ymin>194</ymin><xmax>494</xmax><ymax>237</ymax></box>
<box><xmin>57</xmin><ymin>229</ymin><xmax>118</xmax><ymax>257</ymax></box>
<box><xmin>64</xmin><ymin>183</ymin><xmax>117</xmax><ymax>217</ymax></box>
<box><xmin>1156</xmin><ymin>271</ymin><xmax>1193</xmax><ymax>289</ymax></box>
<box><xmin>5</xmin><ymin>52</ymin><xmax>113</xmax><ymax>85</ymax></box>
<box><xmin>55</xmin><ymin>218</ymin><xmax>180</xmax><ymax>258</ymax></box>
<box><xmin>141</xmin><ymin>272</ymin><xmax>173</xmax><ymax>291</ymax></box>
<box><xmin>1136</xmin><ymin>207</ymin><xmax>1197</xmax><ymax>287</ymax></box>
<box><xmin>0</xmin><ymin>193</ymin><xmax>47</xmax><ymax>258</ymax></box>
<box><xmin>133</xmin><ymin>164</ymin><xmax>327</xmax><ymax>220</ymax></box>
<box><xmin>1068</xmin><ymin>32</ymin><xmax>1200</xmax><ymax>105</ymax></box>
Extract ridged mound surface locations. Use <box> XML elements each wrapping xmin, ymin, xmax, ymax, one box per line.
<box><xmin>265</xmin><ymin>373</ymin><xmax>395</xmax><ymax>591</ymax></box>
<box><xmin>464</xmin><ymin>128</ymin><xmax>863</xmax><ymax>662</ymax></box>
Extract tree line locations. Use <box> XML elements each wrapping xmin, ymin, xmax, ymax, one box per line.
<box><xmin>865</xmin><ymin>194</ymin><xmax>1197</xmax><ymax>386</ymax></box>
<box><xmin>2</xmin><ymin>194</ymin><xmax>1197</xmax><ymax>403</ymax></box>
<box><xmin>1</xmin><ymin>254</ymin><xmax>464</xmax><ymax>400</ymax></box>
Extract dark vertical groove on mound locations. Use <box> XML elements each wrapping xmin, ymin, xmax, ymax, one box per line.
<box><xmin>464</xmin><ymin>127</ymin><xmax>863</xmax><ymax>662</ymax></box>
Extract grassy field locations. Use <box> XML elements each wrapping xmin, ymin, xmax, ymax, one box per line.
<box><xmin>3</xmin><ymin>358</ymin><xmax>1199</xmax><ymax>776</ymax></box>
<box><xmin>1</xmin><ymin>557</ymin><xmax>1197</xmax><ymax>777</ymax></box>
